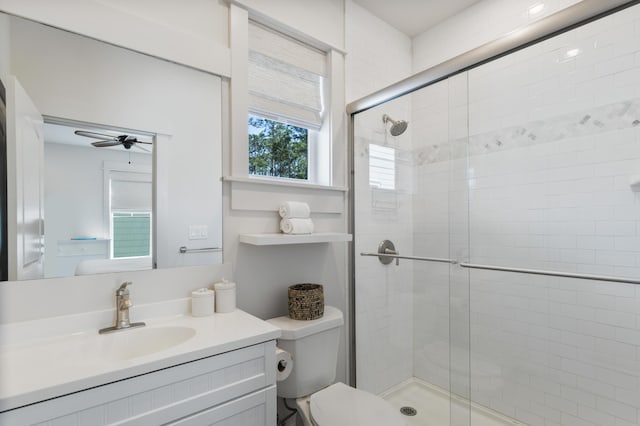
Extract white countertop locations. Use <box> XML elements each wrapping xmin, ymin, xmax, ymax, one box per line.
<box><xmin>0</xmin><ymin>303</ymin><xmax>280</xmax><ymax>412</ymax></box>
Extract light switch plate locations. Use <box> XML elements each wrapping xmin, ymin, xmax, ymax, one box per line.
<box><xmin>188</xmin><ymin>225</ymin><xmax>208</xmax><ymax>240</ymax></box>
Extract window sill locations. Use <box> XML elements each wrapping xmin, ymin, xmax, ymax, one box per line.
<box><xmin>222</xmin><ymin>176</ymin><xmax>348</xmax><ymax>192</ymax></box>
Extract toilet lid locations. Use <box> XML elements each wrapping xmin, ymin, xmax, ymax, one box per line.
<box><xmin>310</xmin><ymin>383</ymin><xmax>405</xmax><ymax>426</ymax></box>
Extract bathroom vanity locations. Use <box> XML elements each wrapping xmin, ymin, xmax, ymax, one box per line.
<box><xmin>0</xmin><ymin>307</ymin><xmax>280</xmax><ymax>425</ymax></box>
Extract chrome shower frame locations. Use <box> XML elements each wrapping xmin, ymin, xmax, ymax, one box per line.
<box><xmin>346</xmin><ymin>0</ymin><xmax>640</xmax><ymax>386</ymax></box>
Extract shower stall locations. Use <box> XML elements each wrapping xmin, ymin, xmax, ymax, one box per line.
<box><xmin>349</xmin><ymin>2</ymin><xmax>640</xmax><ymax>425</ymax></box>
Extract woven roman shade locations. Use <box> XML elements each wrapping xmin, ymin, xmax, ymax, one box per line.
<box><xmin>248</xmin><ymin>21</ymin><xmax>327</xmax><ymax>130</ymax></box>
<box><xmin>110</xmin><ymin>171</ymin><xmax>151</xmax><ymax>211</ymax></box>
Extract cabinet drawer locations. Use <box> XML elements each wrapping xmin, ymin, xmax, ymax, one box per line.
<box><xmin>0</xmin><ymin>341</ymin><xmax>276</xmax><ymax>426</ymax></box>
<box><xmin>168</xmin><ymin>385</ymin><xmax>276</xmax><ymax>426</ymax></box>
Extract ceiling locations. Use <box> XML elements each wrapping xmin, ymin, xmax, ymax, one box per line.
<box><xmin>353</xmin><ymin>0</ymin><xmax>482</xmax><ymax>37</ymax></box>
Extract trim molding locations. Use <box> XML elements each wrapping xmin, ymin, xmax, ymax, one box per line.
<box><xmin>223</xmin><ymin>175</ymin><xmax>348</xmax><ymax>192</ymax></box>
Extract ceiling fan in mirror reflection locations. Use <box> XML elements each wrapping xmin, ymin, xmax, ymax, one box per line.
<box><xmin>74</xmin><ymin>130</ymin><xmax>152</xmax><ymax>152</ymax></box>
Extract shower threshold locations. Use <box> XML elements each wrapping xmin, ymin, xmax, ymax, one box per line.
<box><xmin>380</xmin><ymin>378</ymin><xmax>526</xmax><ymax>426</ymax></box>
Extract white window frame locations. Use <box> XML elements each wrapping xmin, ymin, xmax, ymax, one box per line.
<box><xmin>368</xmin><ymin>144</ymin><xmax>396</xmax><ymax>191</ymax></box>
<box><xmin>103</xmin><ymin>161</ymin><xmax>152</xmax><ymax>259</ymax></box>
<box><xmin>228</xmin><ymin>3</ymin><xmax>346</xmax><ymax>190</ymax></box>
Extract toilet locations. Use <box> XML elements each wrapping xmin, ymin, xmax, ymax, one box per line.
<box><xmin>267</xmin><ymin>306</ymin><xmax>405</xmax><ymax>426</ymax></box>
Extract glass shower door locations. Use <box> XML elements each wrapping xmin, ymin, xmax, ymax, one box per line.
<box><xmin>352</xmin><ymin>74</ymin><xmax>471</xmax><ymax>425</ymax></box>
<box><xmin>353</xmin><ymin>4</ymin><xmax>640</xmax><ymax>426</ymax></box>
<box><xmin>463</xmin><ymin>4</ymin><xmax>640</xmax><ymax>425</ymax></box>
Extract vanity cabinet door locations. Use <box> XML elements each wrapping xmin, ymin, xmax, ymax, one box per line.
<box><xmin>168</xmin><ymin>386</ymin><xmax>276</xmax><ymax>426</ymax></box>
<box><xmin>0</xmin><ymin>341</ymin><xmax>276</xmax><ymax>426</ymax></box>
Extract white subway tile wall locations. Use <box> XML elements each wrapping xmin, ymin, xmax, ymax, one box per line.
<box><xmin>353</xmin><ymin>2</ymin><xmax>639</xmax><ymax>425</ymax></box>
<box><xmin>347</xmin><ymin>0</ymin><xmax>415</xmax><ymax>396</ymax></box>
<box><xmin>410</xmin><ymin>4</ymin><xmax>640</xmax><ymax>426</ymax></box>
<box><xmin>353</xmin><ymin>97</ymin><xmax>415</xmax><ymax>395</ymax></box>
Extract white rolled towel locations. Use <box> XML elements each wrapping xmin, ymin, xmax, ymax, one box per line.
<box><xmin>279</xmin><ymin>201</ymin><xmax>310</xmax><ymax>219</ymax></box>
<box><xmin>280</xmin><ymin>218</ymin><xmax>314</xmax><ymax>234</ymax></box>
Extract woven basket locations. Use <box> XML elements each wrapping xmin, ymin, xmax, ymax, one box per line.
<box><xmin>288</xmin><ymin>283</ymin><xmax>324</xmax><ymax>320</ymax></box>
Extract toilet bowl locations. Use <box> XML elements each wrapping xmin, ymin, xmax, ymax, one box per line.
<box><xmin>296</xmin><ymin>382</ymin><xmax>405</xmax><ymax>426</ymax></box>
<box><xmin>266</xmin><ymin>307</ymin><xmax>405</xmax><ymax>426</ymax></box>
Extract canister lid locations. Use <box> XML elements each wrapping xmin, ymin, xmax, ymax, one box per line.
<box><xmin>214</xmin><ymin>279</ymin><xmax>236</xmax><ymax>291</ymax></box>
<box><xmin>191</xmin><ymin>288</ymin><xmax>214</xmax><ymax>298</ymax></box>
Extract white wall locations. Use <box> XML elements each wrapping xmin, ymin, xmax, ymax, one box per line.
<box><xmin>0</xmin><ymin>263</ymin><xmax>232</xmax><ymax>323</ymax></box>
<box><xmin>0</xmin><ymin>0</ymin><xmax>230</xmax><ymax>76</ymax></box>
<box><xmin>412</xmin><ymin>0</ymin><xmax>583</xmax><ymax>74</ymax></box>
<box><xmin>345</xmin><ymin>0</ymin><xmax>411</xmax><ymax>103</ymax></box>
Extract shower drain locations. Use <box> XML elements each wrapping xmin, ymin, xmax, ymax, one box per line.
<box><xmin>400</xmin><ymin>406</ymin><xmax>417</xmax><ymax>416</ymax></box>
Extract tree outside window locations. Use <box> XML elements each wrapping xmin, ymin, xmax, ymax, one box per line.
<box><xmin>248</xmin><ymin>115</ymin><xmax>308</xmax><ymax>180</ymax></box>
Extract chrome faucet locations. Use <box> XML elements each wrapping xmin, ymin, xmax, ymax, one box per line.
<box><xmin>99</xmin><ymin>282</ymin><xmax>145</xmax><ymax>334</ymax></box>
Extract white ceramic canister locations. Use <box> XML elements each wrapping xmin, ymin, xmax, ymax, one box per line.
<box><xmin>191</xmin><ymin>288</ymin><xmax>215</xmax><ymax>317</ymax></box>
<box><xmin>214</xmin><ymin>279</ymin><xmax>236</xmax><ymax>313</ymax></box>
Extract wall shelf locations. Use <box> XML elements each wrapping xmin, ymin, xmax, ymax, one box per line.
<box><xmin>239</xmin><ymin>233</ymin><xmax>352</xmax><ymax>246</ymax></box>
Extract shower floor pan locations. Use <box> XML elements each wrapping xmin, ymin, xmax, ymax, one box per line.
<box><xmin>380</xmin><ymin>378</ymin><xmax>526</xmax><ymax>426</ymax></box>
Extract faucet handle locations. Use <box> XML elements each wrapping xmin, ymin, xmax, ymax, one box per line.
<box><xmin>116</xmin><ymin>281</ymin><xmax>132</xmax><ymax>295</ymax></box>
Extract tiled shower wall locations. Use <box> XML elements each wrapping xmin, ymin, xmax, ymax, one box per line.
<box><xmin>353</xmin><ymin>96</ymin><xmax>415</xmax><ymax>395</ymax></box>
<box><xmin>412</xmin><ymin>4</ymin><xmax>640</xmax><ymax>426</ymax></box>
<box><xmin>412</xmin><ymin>80</ymin><xmax>452</xmax><ymax>391</ymax></box>
<box><xmin>348</xmin><ymin>0</ymin><xmax>414</xmax><ymax>396</ymax></box>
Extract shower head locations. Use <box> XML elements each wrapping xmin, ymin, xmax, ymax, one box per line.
<box><xmin>382</xmin><ymin>114</ymin><xmax>408</xmax><ymax>136</ymax></box>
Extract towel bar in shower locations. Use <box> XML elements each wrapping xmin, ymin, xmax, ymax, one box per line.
<box><xmin>360</xmin><ymin>239</ymin><xmax>455</xmax><ymax>265</ymax></box>
<box><xmin>359</xmin><ymin>240</ymin><xmax>640</xmax><ymax>285</ymax></box>
<box><xmin>458</xmin><ymin>263</ymin><xmax>640</xmax><ymax>285</ymax></box>
<box><xmin>360</xmin><ymin>252</ymin><xmax>456</xmax><ymax>264</ymax></box>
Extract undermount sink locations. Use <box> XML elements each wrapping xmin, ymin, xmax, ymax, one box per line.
<box><xmin>99</xmin><ymin>326</ymin><xmax>196</xmax><ymax>361</ymax></box>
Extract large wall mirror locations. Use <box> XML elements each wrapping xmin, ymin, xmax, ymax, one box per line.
<box><xmin>1</xmin><ymin>13</ymin><xmax>223</xmax><ymax>281</ymax></box>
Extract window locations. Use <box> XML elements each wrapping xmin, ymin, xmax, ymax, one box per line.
<box><xmin>369</xmin><ymin>144</ymin><xmax>396</xmax><ymax>190</ymax></box>
<box><xmin>249</xmin><ymin>115</ymin><xmax>309</xmax><ymax>179</ymax></box>
<box><xmin>112</xmin><ymin>212</ymin><xmax>151</xmax><ymax>258</ymax></box>
<box><xmin>108</xmin><ymin>168</ymin><xmax>152</xmax><ymax>259</ymax></box>
<box><xmin>247</xmin><ymin>20</ymin><xmax>327</xmax><ymax>182</ymax></box>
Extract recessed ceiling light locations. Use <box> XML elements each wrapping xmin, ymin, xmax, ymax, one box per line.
<box><xmin>528</xmin><ymin>3</ymin><xmax>545</xmax><ymax>16</ymax></box>
<box><xmin>565</xmin><ymin>48</ymin><xmax>581</xmax><ymax>58</ymax></box>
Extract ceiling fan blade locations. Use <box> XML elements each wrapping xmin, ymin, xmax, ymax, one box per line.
<box><xmin>75</xmin><ymin>130</ymin><xmax>117</xmax><ymax>140</ymax></box>
<box><xmin>91</xmin><ymin>140</ymin><xmax>122</xmax><ymax>147</ymax></box>
<box><xmin>133</xmin><ymin>140</ymin><xmax>153</xmax><ymax>145</ymax></box>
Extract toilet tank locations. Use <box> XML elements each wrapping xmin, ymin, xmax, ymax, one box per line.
<box><xmin>266</xmin><ymin>306</ymin><xmax>344</xmax><ymax>399</ymax></box>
